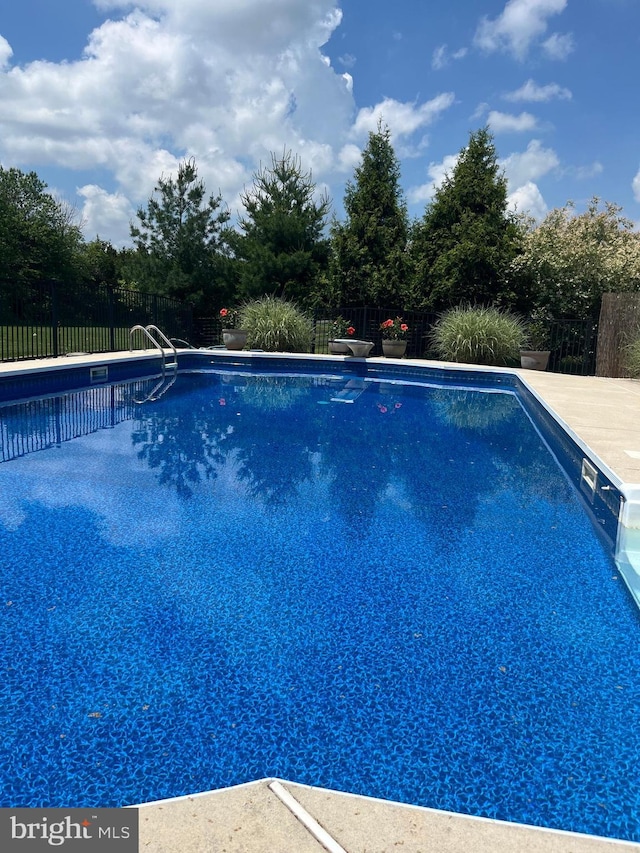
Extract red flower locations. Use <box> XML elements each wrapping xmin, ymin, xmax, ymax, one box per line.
<box><xmin>377</xmin><ymin>404</ymin><xmax>388</xmax><ymax>413</ymax></box>
<box><xmin>400</xmin><ymin>323</ymin><xmax>408</xmax><ymax>332</ymax></box>
<box><xmin>218</xmin><ymin>398</ymin><xmax>226</xmax><ymax>406</ymax></box>
<box><xmin>347</xmin><ymin>326</ymin><xmax>355</xmax><ymax>336</ymax></box>
<box><xmin>382</xmin><ymin>319</ymin><xmax>394</xmax><ymax>328</ymax></box>
<box><xmin>219</xmin><ymin>308</ymin><xmax>228</xmax><ymax>317</ymax></box>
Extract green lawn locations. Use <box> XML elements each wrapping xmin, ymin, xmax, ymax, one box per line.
<box><xmin>0</xmin><ymin>325</ymin><xmax>133</xmax><ymax>360</ymax></box>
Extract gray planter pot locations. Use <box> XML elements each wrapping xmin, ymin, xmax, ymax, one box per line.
<box><xmin>346</xmin><ymin>340</ymin><xmax>374</xmax><ymax>357</ymax></box>
<box><xmin>222</xmin><ymin>329</ymin><xmax>248</xmax><ymax>350</ymax></box>
<box><xmin>328</xmin><ymin>339</ymin><xmax>351</xmax><ymax>355</ymax></box>
<box><xmin>520</xmin><ymin>350</ymin><xmax>550</xmax><ymax>370</ymax></box>
<box><xmin>382</xmin><ymin>339</ymin><xmax>407</xmax><ymax>358</ymax></box>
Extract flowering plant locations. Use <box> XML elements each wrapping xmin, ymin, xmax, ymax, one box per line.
<box><xmin>219</xmin><ymin>307</ymin><xmax>239</xmax><ymax>329</ymax></box>
<box><xmin>380</xmin><ymin>317</ymin><xmax>409</xmax><ymax>340</ymax></box>
<box><xmin>331</xmin><ymin>316</ymin><xmax>356</xmax><ymax>338</ymax></box>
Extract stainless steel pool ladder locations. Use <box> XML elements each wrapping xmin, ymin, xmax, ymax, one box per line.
<box><xmin>129</xmin><ymin>324</ymin><xmax>178</xmax><ymax>376</ymax></box>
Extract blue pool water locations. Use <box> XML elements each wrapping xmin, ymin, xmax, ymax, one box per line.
<box><xmin>0</xmin><ymin>368</ymin><xmax>639</xmax><ymax>841</ymax></box>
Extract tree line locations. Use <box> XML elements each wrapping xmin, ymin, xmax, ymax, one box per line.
<box><xmin>2</xmin><ymin>124</ymin><xmax>640</xmax><ymax>324</ymax></box>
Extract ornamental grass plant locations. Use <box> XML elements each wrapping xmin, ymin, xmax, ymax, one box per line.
<box><xmin>624</xmin><ymin>335</ymin><xmax>640</xmax><ymax>378</ymax></box>
<box><xmin>238</xmin><ymin>296</ymin><xmax>313</xmax><ymax>352</ymax></box>
<box><xmin>431</xmin><ymin>304</ymin><xmax>526</xmax><ymax>366</ymax></box>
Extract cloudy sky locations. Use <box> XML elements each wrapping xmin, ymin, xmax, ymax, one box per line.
<box><xmin>0</xmin><ymin>0</ymin><xmax>638</xmax><ymax>246</ymax></box>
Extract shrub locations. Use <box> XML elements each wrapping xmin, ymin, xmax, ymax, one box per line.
<box><xmin>430</xmin><ymin>304</ymin><xmax>526</xmax><ymax>366</ymax></box>
<box><xmin>624</xmin><ymin>335</ymin><xmax>640</xmax><ymax>378</ymax></box>
<box><xmin>239</xmin><ymin>296</ymin><xmax>313</xmax><ymax>352</ymax></box>
<box><xmin>558</xmin><ymin>355</ymin><xmax>584</xmax><ymax>375</ymax></box>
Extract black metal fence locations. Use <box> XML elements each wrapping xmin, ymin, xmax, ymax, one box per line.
<box><xmin>0</xmin><ymin>281</ymin><xmax>598</xmax><ymax>375</ymax></box>
<box><xmin>310</xmin><ymin>308</ymin><xmax>598</xmax><ymax>375</ymax></box>
<box><xmin>546</xmin><ymin>318</ymin><xmax>599</xmax><ymax>375</ymax></box>
<box><xmin>193</xmin><ymin>307</ymin><xmax>597</xmax><ymax>375</ymax></box>
<box><xmin>0</xmin><ymin>278</ymin><xmax>193</xmax><ymax>361</ymax></box>
<box><xmin>309</xmin><ymin>307</ymin><xmax>437</xmax><ymax>359</ymax></box>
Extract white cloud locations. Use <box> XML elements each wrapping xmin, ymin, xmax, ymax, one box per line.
<box><xmin>0</xmin><ymin>0</ymin><xmax>357</xmax><ymax>243</ymax></box>
<box><xmin>471</xmin><ymin>102</ymin><xmax>489</xmax><ymax>121</ymax></box>
<box><xmin>94</xmin><ymin>0</ymin><xmax>342</xmax><ymax>55</ymax></box>
<box><xmin>567</xmin><ymin>162</ymin><xmax>604</xmax><ymax>181</ymax></box>
<box><xmin>474</xmin><ymin>0</ymin><xmax>568</xmax><ymax>60</ymax></box>
<box><xmin>431</xmin><ymin>44</ymin><xmax>467</xmax><ymax>70</ymax></box>
<box><xmin>542</xmin><ymin>32</ymin><xmax>574</xmax><ymax>60</ymax></box>
<box><xmin>632</xmin><ymin>168</ymin><xmax>640</xmax><ymax>203</ymax></box>
<box><xmin>500</xmin><ymin>139</ymin><xmax>560</xmax><ymax>187</ymax></box>
<box><xmin>0</xmin><ymin>35</ymin><xmax>12</xmax><ymax>69</ymax></box>
<box><xmin>432</xmin><ymin>44</ymin><xmax>448</xmax><ymax>70</ymax></box>
<box><xmin>351</xmin><ymin>93</ymin><xmax>455</xmax><ymax>140</ymax></box>
<box><xmin>503</xmin><ymin>78</ymin><xmax>572</xmax><ymax>102</ymax></box>
<box><xmin>338</xmin><ymin>53</ymin><xmax>356</xmax><ymax>69</ymax></box>
<box><xmin>77</xmin><ymin>184</ymin><xmax>136</xmax><ymax>248</ymax></box>
<box><xmin>407</xmin><ymin>153</ymin><xmax>460</xmax><ymax>205</ymax></box>
<box><xmin>507</xmin><ymin>181</ymin><xmax>548</xmax><ymax>219</ymax></box>
<box><xmin>488</xmin><ymin>110</ymin><xmax>538</xmax><ymax>133</ymax></box>
<box><xmin>0</xmin><ymin>0</ymin><xmax>462</xmax><ymax>246</ymax></box>
<box><xmin>337</xmin><ymin>143</ymin><xmax>362</xmax><ymax>172</ymax></box>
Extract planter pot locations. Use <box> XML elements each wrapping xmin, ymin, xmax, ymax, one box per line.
<box><xmin>328</xmin><ymin>339</ymin><xmax>351</xmax><ymax>355</ymax></box>
<box><xmin>520</xmin><ymin>350</ymin><xmax>550</xmax><ymax>371</ymax></box>
<box><xmin>222</xmin><ymin>329</ymin><xmax>248</xmax><ymax>350</ymax></box>
<box><xmin>345</xmin><ymin>340</ymin><xmax>374</xmax><ymax>358</ymax></box>
<box><xmin>382</xmin><ymin>339</ymin><xmax>407</xmax><ymax>358</ymax></box>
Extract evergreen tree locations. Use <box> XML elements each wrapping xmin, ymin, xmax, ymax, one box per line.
<box><xmin>234</xmin><ymin>150</ymin><xmax>331</xmax><ymax>307</ymax></box>
<box><xmin>329</xmin><ymin>123</ymin><xmax>410</xmax><ymax>308</ymax></box>
<box><xmin>412</xmin><ymin>127</ymin><xmax>524</xmax><ymax>312</ymax></box>
<box><xmin>130</xmin><ymin>158</ymin><xmax>234</xmax><ymax>312</ymax></box>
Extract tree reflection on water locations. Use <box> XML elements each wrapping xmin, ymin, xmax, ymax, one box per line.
<box><xmin>127</xmin><ymin>372</ymin><xmax>574</xmax><ymax>541</ymax></box>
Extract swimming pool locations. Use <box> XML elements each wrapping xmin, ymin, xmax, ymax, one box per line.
<box><xmin>0</xmin><ymin>359</ymin><xmax>639</xmax><ymax>842</ymax></box>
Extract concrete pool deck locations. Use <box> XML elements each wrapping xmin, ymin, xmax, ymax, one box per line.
<box><xmin>136</xmin><ymin>779</ymin><xmax>640</xmax><ymax>852</ymax></box>
<box><xmin>1</xmin><ymin>353</ymin><xmax>639</xmax><ymax>851</ymax></box>
<box><xmin>517</xmin><ymin>367</ymin><xmax>640</xmax><ymax>486</ymax></box>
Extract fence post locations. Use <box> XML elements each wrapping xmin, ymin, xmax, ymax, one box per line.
<box><xmin>108</xmin><ymin>285</ymin><xmax>115</xmax><ymax>352</ymax></box>
<box><xmin>50</xmin><ymin>280</ymin><xmax>59</xmax><ymax>358</ymax></box>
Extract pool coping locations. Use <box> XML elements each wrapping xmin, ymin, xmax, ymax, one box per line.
<box><xmin>3</xmin><ymin>350</ymin><xmax>640</xmax><ymax>850</ymax></box>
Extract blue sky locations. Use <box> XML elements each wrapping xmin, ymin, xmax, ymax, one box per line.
<box><xmin>0</xmin><ymin>0</ymin><xmax>638</xmax><ymax>246</ymax></box>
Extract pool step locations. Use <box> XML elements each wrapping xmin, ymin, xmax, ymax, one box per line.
<box><xmin>330</xmin><ymin>379</ymin><xmax>367</xmax><ymax>404</ymax></box>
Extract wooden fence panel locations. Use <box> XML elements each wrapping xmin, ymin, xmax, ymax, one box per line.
<box><xmin>596</xmin><ymin>293</ymin><xmax>640</xmax><ymax>377</ymax></box>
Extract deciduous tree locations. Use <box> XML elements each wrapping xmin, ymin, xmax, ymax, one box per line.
<box><xmin>510</xmin><ymin>197</ymin><xmax>640</xmax><ymax>320</ymax></box>
<box><xmin>0</xmin><ymin>166</ymin><xmax>84</xmax><ymax>288</ymax></box>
